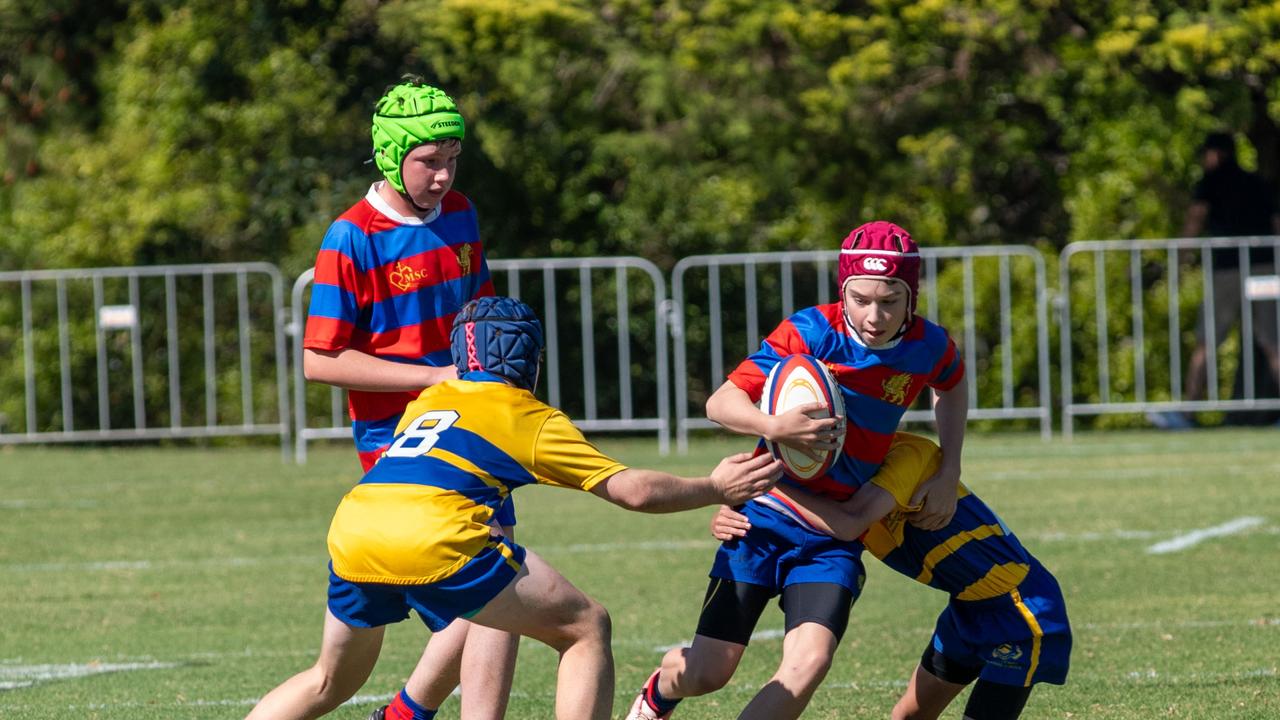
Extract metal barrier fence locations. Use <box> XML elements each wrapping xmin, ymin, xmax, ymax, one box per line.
<box><xmin>0</xmin><ymin>263</ymin><xmax>289</xmax><ymax>450</ymax></box>
<box><xmin>19</xmin><ymin>240</ymin><xmax>1277</xmax><ymax>456</ymax></box>
<box><xmin>1059</xmin><ymin>236</ymin><xmax>1280</xmax><ymax>437</ymax></box>
<box><xmin>290</xmin><ymin>257</ymin><xmax>670</xmax><ymax>463</ymax></box>
<box><xmin>671</xmin><ymin>247</ymin><xmax>1052</xmax><ymax>452</ymax></box>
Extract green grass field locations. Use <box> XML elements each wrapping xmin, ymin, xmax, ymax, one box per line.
<box><xmin>1</xmin><ymin>429</ymin><xmax>1277</xmax><ymax>719</ymax></box>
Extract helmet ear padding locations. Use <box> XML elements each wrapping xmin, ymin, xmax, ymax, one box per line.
<box><xmin>450</xmin><ymin>297</ymin><xmax>544</xmax><ymax>392</ymax></box>
<box><xmin>372</xmin><ymin>80</ymin><xmax>466</xmax><ymax>193</ymax></box>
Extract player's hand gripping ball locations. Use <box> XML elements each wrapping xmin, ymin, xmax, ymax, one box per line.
<box><xmin>760</xmin><ymin>354</ymin><xmax>845</xmax><ymax>482</ymax></box>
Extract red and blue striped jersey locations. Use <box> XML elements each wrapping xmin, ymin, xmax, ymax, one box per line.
<box><xmin>303</xmin><ymin>184</ymin><xmax>495</xmax><ymax>424</ymax></box>
<box><xmin>727</xmin><ymin>302</ymin><xmax>964</xmax><ymax>500</ymax></box>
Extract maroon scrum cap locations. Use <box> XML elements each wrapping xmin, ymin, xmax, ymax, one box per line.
<box><xmin>838</xmin><ymin>220</ymin><xmax>921</xmax><ymax>316</ymax></box>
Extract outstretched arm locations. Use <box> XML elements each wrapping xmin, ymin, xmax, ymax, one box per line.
<box><xmin>590</xmin><ymin>452</ymin><xmax>782</xmax><ymax>513</ymax></box>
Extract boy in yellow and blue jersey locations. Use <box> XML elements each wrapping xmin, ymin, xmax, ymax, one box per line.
<box><xmin>714</xmin><ymin>432</ymin><xmax>1072</xmax><ymax>720</ymax></box>
<box><xmin>247</xmin><ymin>297</ymin><xmax>783</xmax><ymax>720</ymax></box>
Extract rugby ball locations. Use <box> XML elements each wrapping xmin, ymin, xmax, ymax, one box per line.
<box><xmin>759</xmin><ymin>354</ymin><xmax>845</xmax><ymax>482</ymax></box>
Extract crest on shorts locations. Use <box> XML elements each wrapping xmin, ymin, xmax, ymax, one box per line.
<box><xmin>992</xmin><ymin>643</ymin><xmax>1023</xmax><ymax>662</ymax></box>
<box><xmin>881</xmin><ymin>372</ymin><xmax>911</xmax><ymax>405</ymax></box>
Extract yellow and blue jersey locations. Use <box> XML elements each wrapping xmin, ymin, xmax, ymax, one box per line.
<box><xmin>327</xmin><ymin>373</ymin><xmax>627</xmax><ymax>586</ymax></box>
<box><xmin>860</xmin><ymin>433</ymin><xmax>1071</xmax><ymax>686</ymax></box>
<box><xmin>862</xmin><ymin>433</ymin><xmax>1032</xmax><ymax>601</ymax></box>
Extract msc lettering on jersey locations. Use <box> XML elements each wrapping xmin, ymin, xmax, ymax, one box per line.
<box><xmin>882</xmin><ymin>373</ymin><xmax>912</xmax><ymax>405</ymax></box>
<box><xmin>389</xmin><ymin>261</ymin><xmax>430</xmax><ymax>292</ymax></box>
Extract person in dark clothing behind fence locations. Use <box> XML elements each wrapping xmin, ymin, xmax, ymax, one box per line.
<box><xmin>1150</xmin><ymin>131</ymin><xmax>1280</xmax><ymax>429</ymax></box>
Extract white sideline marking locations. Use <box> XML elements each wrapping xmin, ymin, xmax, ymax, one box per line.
<box><xmin>0</xmin><ymin>499</ymin><xmax>99</xmax><ymax>510</ymax></box>
<box><xmin>1146</xmin><ymin>516</ymin><xmax>1265</xmax><ymax>555</ymax></box>
<box><xmin>0</xmin><ymin>662</ymin><xmax>178</xmax><ymax>690</ymax></box>
<box><xmin>981</xmin><ymin>462</ymin><xmax>1279</xmax><ymax>482</ymax></box>
<box><xmin>651</xmin><ymin>628</ymin><xmax>786</xmax><ymax>652</ymax></box>
<box><xmin>6</xmin><ymin>668</ymin><xmax>1275</xmax><ymax>710</ymax></box>
<box><xmin>1078</xmin><ymin>617</ymin><xmax>1280</xmax><ymax>631</ymax></box>
<box><xmin>544</xmin><ymin>539</ymin><xmax>717</xmax><ymax>554</ymax></box>
<box><xmin>4</xmin><ymin>520</ymin><xmax>1273</xmax><ymax>575</ymax></box>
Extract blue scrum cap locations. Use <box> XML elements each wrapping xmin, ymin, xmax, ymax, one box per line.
<box><xmin>450</xmin><ymin>296</ymin><xmax>545</xmax><ymax>392</ymax></box>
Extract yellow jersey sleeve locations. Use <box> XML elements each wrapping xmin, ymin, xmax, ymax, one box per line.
<box><xmin>871</xmin><ymin>432</ymin><xmax>944</xmax><ymax>510</ymax></box>
<box><xmin>531</xmin><ymin>410</ymin><xmax>629</xmax><ymax>492</ymax></box>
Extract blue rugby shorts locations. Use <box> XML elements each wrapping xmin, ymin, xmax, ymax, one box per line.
<box><xmin>930</xmin><ymin>558</ymin><xmax>1072</xmax><ymax>687</ymax></box>
<box><xmin>709</xmin><ymin>500</ymin><xmax>866</xmax><ymax>596</ymax></box>
<box><xmin>327</xmin><ymin>535</ymin><xmax>525</xmax><ymax>632</ymax></box>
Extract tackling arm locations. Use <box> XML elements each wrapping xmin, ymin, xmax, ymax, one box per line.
<box><xmin>771</xmin><ymin>483</ymin><xmax>899</xmax><ymax>542</ymax></box>
<box><xmin>589</xmin><ymin>452</ymin><xmax>781</xmax><ymax>513</ymax></box>
<box><xmin>906</xmin><ymin>377</ymin><xmax>968</xmax><ymax>530</ymax></box>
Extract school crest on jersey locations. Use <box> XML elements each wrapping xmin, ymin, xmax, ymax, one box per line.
<box><xmin>881</xmin><ymin>373</ymin><xmax>912</xmax><ymax>405</ymax></box>
<box><xmin>389</xmin><ymin>261</ymin><xmax>429</xmax><ymax>292</ymax></box>
<box><xmin>456</xmin><ymin>244</ymin><xmax>473</xmax><ymax>275</ymax></box>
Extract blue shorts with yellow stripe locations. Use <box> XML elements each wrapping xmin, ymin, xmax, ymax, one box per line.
<box><xmin>327</xmin><ymin>536</ymin><xmax>525</xmax><ymax>633</ymax></box>
<box><xmin>710</xmin><ymin>501</ymin><xmax>865</xmax><ymax>595</ymax></box>
<box><xmin>930</xmin><ymin>558</ymin><xmax>1071</xmax><ymax>687</ymax></box>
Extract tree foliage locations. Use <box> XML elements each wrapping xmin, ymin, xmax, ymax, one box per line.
<box><xmin>5</xmin><ymin>0</ymin><xmax>1280</xmax><ymax>272</ymax></box>
<box><xmin>4</xmin><ymin>0</ymin><xmax>1280</xmax><ymax>432</ymax></box>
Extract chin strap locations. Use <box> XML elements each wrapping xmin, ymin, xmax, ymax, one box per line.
<box><xmin>400</xmin><ymin>189</ymin><xmax>435</xmax><ymax>213</ymax></box>
<box><xmin>842</xmin><ymin>306</ymin><xmax>913</xmax><ymax>349</ymax></box>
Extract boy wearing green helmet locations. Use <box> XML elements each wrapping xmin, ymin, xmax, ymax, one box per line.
<box><xmin>370</xmin><ymin>81</ymin><xmax>467</xmax><ymax>211</ymax></box>
<box><xmin>300</xmin><ymin>78</ymin><xmax>517</xmax><ymax>720</ymax></box>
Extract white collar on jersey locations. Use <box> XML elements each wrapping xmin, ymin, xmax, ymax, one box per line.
<box><xmin>366</xmin><ymin>182</ymin><xmax>442</xmax><ymax>226</ymax></box>
<box><xmin>841</xmin><ymin>306</ymin><xmax>908</xmax><ymax>350</ymax></box>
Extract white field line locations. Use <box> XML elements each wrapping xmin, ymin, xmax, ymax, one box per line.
<box><xmin>823</xmin><ymin>666</ymin><xmax>1278</xmax><ymax>690</ymax></box>
<box><xmin>7</xmin><ymin>520</ymin><xmax>1273</xmax><ymax>575</ymax></box>
<box><xmin>2</xmin><ymin>616</ymin><xmax>1275</xmax><ymax>701</ymax></box>
<box><xmin>643</xmin><ymin>617</ymin><xmax>1280</xmax><ymax>652</ymax></box>
<box><xmin>0</xmin><ymin>499</ymin><xmax>100</xmax><ymax>509</ymax></box>
<box><xmin>978</xmin><ymin>462</ymin><xmax>1279</xmax><ymax>482</ymax></box>
<box><xmin>651</xmin><ymin>628</ymin><xmax>787</xmax><ymax>652</ymax></box>
<box><xmin>1146</xmin><ymin>516</ymin><xmax>1266</xmax><ymax>554</ymax></box>
<box><xmin>0</xmin><ymin>661</ymin><xmax>178</xmax><ymax>690</ymax></box>
<box><xmin>2</xmin><ymin>668</ymin><xmax>1275</xmax><ymax>710</ymax></box>
<box><xmin>0</xmin><ymin>692</ymin><xmax>390</xmax><ymax>709</ymax></box>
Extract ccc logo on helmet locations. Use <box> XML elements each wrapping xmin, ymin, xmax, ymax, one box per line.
<box><xmin>862</xmin><ymin>257</ymin><xmax>889</xmax><ymax>272</ymax></box>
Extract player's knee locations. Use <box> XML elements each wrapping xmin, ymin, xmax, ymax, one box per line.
<box><xmin>778</xmin><ymin>645</ymin><xmax>834</xmax><ymax>687</ymax></box>
<box><xmin>549</xmin><ymin>595</ymin><xmax>611</xmax><ymax>651</ymax></box>
<box><xmin>308</xmin><ymin>663</ymin><xmax>360</xmax><ymax>709</ymax></box>
<box><xmin>580</xmin><ymin>598</ymin><xmax>612</xmax><ymax>644</ymax></box>
<box><xmin>672</xmin><ymin>658</ymin><xmax>735</xmax><ymax>696</ymax></box>
<box><xmin>891</xmin><ymin>699</ymin><xmax>921</xmax><ymax>720</ymax></box>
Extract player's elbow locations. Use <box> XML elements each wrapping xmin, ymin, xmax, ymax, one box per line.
<box><xmin>594</xmin><ymin>471</ymin><xmax>655</xmax><ymax>511</ymax></box>
<box><xmin>611</xmin><ymin>480</ymin><xmax>656</xmax><ymax>512</ymax></box>
<box><xmin>302</xmin><ymin>349</ymin><xmax>334</xmax><ymax>383</ymax></box>
<box><xmin>704</xmin><ymin>385</ymin><xmax>732</xmax><ymax>426</ymax></box>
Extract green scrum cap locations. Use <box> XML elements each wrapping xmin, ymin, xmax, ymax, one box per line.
<box><xmin>371</xmin><ymin>80</ymin><xmax>466</xmax><ymax>193</ymax></box>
